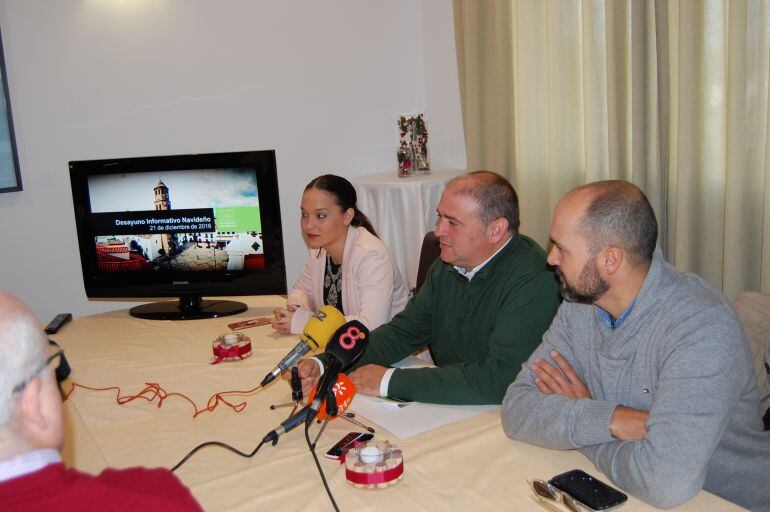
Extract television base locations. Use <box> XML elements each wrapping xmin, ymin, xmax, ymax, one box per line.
<box><xmin>129</xmin><ymin>296</ymin><xmax>248</xmax><ymax>320</ymax></box>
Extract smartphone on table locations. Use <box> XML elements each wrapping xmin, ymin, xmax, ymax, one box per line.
<box><xmin>324</xmin><ymin>432</ymin><xmax>374</xmax><ymax>460</ymax></box>
<box><xmin>549</xmin><ymin>469</ymin><xmax>628</xmax><ymax>510</ymax></box>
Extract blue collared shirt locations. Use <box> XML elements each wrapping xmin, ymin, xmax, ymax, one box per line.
<box><xmin>597</xmin><ymin>298</ymin><xmax>636</xmax><ymax>330</ymax></box>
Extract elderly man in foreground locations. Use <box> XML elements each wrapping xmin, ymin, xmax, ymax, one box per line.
<box><xmin>502</xmin><ymin>181</ymin><xmax>770</xmax><ymax>511</ymax></box>
<box><xmin>0</xmin><ymin>292</ymin><xmax>202</xmax><ymax>511</ymax></box>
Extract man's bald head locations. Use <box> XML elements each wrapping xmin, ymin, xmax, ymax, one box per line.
<box><xmin>565</xmin><ymin>180</ymin><xmax>658</xmax><ymax>266</ymax></box>
<box><xmin>0</xmin><ymin>292</ymin><xmax>48</xmax><ymax>427</ymax></box>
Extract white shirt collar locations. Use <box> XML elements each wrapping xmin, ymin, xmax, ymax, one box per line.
<box><xmin>0</xmin><ymin>449</ymin><xmax>61</xmax><ymax>483</ymax></box>
<box><xmin>454</xmin><ymin>235</ymin><xmax>513</xmax><ymax>281</ymax></box>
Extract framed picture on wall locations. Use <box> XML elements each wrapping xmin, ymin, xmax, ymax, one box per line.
<box><xmin>0</xmin><ymin>28</ymin><xmax>21</xmax><ymax>193</ymax></box>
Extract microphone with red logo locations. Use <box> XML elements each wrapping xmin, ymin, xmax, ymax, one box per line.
<box><xmin>305</xmin><ymin>320</ymin><xmax>368</xmax><ymax>425</ymax></box>
<box><xmin>262</xmin><ymin>373</ymin><xmax>356</xmax><ymax>444</ymax></box>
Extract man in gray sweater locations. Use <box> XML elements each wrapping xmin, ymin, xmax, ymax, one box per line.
<box><xmin>502</xmin><ymin>181</ymin><xmax>770</xmax><ymax>511</ymax></box>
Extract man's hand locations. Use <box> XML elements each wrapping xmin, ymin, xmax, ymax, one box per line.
<box><xmin>610</xmin><ymin>405</ymin><xmax>649</xmax><ymax>441</ymax></box>
<box><xmin>349</xmin><ymin>364</ymin><xmax>388</xmax><ymax>396</ymax></box>
<box><xmin>282</xmin><ymin>358</ymin><xmax>320</xmax><ymax>397</ymax></box>
<box><xmin>271</xmin><ymin>304</ymin><xmax>297</xmax><ymax>335</ymax></box>
<box><xmin>531</xmin><ymin>350</ymin><xmax>591</xmax><ymax>399</ymax></box>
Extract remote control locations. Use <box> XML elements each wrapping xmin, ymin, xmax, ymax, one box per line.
<box><xmin>45</xmin><ymin>313</ymin><xmax>72</xmax><ymax>334</ymax></box>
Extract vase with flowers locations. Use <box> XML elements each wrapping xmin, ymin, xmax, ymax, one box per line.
<box><xmin>397</xmin><ymin>113</ymin><xmax>430</xmax><ymax>177</ymax></box>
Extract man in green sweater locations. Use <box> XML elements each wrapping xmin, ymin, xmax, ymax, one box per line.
<box><xmin>294</xmin><ymin>171</ymin><xmax>559</xmax><ymax>404</ymax></box>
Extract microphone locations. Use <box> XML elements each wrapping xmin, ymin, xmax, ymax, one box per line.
<box><xmin>306</xmin><ymin>320</ymin><xmax>368</xmax><ymax>424</ymax></box>
<box><xmin>306</xmin><ymin>372</ymin><xmax>356</xmax><ymax>419</ymax></box>
<box><xmin>260</xmin><ymin>305</ymin><xmax>346</xmax><ymax>387</ymax></box>
<box><xmin>263</xmin><ymin>373</ymin><xmax>356</xmax><ymax>444</ymax></box>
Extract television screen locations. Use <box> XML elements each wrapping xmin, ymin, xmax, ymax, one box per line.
<box><xmin>69</xmin><ymin>150</ymin><xmax>287</xmax><ymax>320</ymax></box>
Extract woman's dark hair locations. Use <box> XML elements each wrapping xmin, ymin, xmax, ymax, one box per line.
<box><xmin>305</xmin><ymin>174</ymin><xmax>378</xmax><ymax>237</ymax></box>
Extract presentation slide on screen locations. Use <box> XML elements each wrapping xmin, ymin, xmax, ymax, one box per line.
<box><xmin>87</xmin><ymin>168</ymin><xmax>265</xmax><ymax>272</ymax></box>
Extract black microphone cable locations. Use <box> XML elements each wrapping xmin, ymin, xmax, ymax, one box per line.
<box><xmin>304</xmin><ymin>420</ymin><xmax>340</xmax><ymax>512</ymax></box>
<box><xmin>170</xmin><ymin>438</ymin><xmax>266</xmax><ymax>472</ymax></box>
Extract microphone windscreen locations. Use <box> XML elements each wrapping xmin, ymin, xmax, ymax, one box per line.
<box><xmin>301</xmin><ymin>305</ymin><xmax>345</xmax><ymax>351</ymax></box>
<box><xmin>308</xmin><ymin>373</ymin><xmax>356</xmax><ymax>419</ymax></box>
<box><xmin>326</xmin><ymin>320</ymin><xmax>369</xmax><ymax>368</ymax></box>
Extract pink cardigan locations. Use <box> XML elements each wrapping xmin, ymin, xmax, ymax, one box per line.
<box><xmin>287</xmin><ymin>226</ymin><xmax>409</xmax><ymax>334</ymax></box>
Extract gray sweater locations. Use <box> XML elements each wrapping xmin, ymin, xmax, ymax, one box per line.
<box><xmin>502</xmin><ymin>249</ymin><xmax>770</xmax><ymax>510</ymax></box>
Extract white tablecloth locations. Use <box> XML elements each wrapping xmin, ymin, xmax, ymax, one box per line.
<box><xmin>353</xmin><ymin>170</ymin><xmax>461</xmax><ymax>288</ymax></box>
<box><xmin>56</xmin><ymin>297</ymin><xmax>741</xmax><ymax>511</ymax></box>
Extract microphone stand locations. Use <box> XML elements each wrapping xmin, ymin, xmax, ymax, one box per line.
<box><xmin>311</xmin><ymin>388</ymin><xmax>376</xmax><ymax>449</ymax></box>
<box><xmin>269</xmin><ymin>367</ymin><xmax>303</xmax><ymax>416</ymax></box>
<box><xmin>339</xmin><ymin>412</ymin><xmax>376</xmax><ymax>434</ymax></box>
<box><xmin>311</xmin><ymin>388</ymin><xmax>338</xmax><ymax>449</ymax></box>
<box><xmin>269</xmin><ymin>367</ymin><xmax>376</xmax><ymax>445</ymax></box>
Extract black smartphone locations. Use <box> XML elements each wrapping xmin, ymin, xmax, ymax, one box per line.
<box><xmin>549</xmin><ymin>469</ymin><xmax>628</xmax><ymax>510</ymax></box>
<box><xmin>324</xmin><ymin>432</ymin><xmax>374</xmax><ymax>460</ymax></box>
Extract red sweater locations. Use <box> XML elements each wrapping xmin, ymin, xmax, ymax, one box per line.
<box><xmin>0</xmin><ymin>463</ymin><xmax>202</xmax><ymax>511</ymax></box>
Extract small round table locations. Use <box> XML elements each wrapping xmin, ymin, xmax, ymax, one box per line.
<box><xmin>353</xmin><ymin>170</ymin><xmax>461</xmax><ymax>289</ymax></box>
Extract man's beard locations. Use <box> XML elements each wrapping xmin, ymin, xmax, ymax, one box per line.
<box><xmin>555</xmin><ymin>258</ymin><xmax>609</xmax><ymax>304</ymax></box>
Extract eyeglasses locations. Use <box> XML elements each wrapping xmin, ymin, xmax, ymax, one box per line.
<box><xmin>529</xmin><ymin>479</ymin><xmax>582</xmax><ymax>512</ymax></box>
<box><xmin>12</xmin><ymin>343</ymin><xmax>67</xmax><ymax>394</ymax></box>
<box><xmin>48</xmin><ymin>339</ymin><xmax>71</xmax><ymax>385</ymax></box>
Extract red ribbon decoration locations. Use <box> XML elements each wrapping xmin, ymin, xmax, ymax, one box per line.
<box><xmin>211</xmin><ymin>342</ymin><xmax>252</xmax><ymax>365</ymax></box>
<box><xmin>346</xmin><ymin>461</ymin><xmax>404</xmax><ymax>485</ymax></box>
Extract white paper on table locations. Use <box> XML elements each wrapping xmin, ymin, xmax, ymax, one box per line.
<box><xmin>391</xmin><ymin>354</ymin><xmax>434</xmax><ymax>370</ymax></box>
<box><xmin>349</xmin><ymin>355</ymin><xmax>499</xmax><ymax>439</ymax></box>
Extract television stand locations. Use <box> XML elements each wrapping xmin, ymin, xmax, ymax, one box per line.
<box><xmin>129</xmin><ymin>295</ymin><xmax>247</xmax><ymax>320</ymax></box>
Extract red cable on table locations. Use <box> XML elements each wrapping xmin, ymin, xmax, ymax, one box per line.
<box><xmin>63</xmin><ymin>381</ymin><xmax>262</xmax><ymax>418</ymax></box>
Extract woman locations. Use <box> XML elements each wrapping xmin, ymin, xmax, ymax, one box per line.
<box><xmin>272</xmin><ymin>174</ymin><xmax>408</xmax><ymax>335</ymax></box>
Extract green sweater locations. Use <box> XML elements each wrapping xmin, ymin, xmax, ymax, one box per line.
<box><xmin>352</xmin><ymin>234</ymin><xmax>560</xmax><ymax>404</ymax></box>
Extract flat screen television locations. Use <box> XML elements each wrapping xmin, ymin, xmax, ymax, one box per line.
<box><xmin>69</xmin><ymin>150</ymin><xmax>287</xmax><ymax>320</ymax></box>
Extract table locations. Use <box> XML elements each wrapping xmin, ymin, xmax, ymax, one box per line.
<box><xmin>353</xmin><ymin>171</ymin><xmax>461</xmax><ymax>289</ymax></box>
<box><xmin>56</xmin><ymin>296</ymin><xmax>742</xmax><ymax>511</ymax></box>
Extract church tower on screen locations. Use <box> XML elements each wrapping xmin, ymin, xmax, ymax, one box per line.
<box><xmin>154</xmin><ymin>179</ymin><xmax>176</xmax><ymax>255</ymax></box>
<box><xmin>154</xmin><ymin>179</ymin><xmax>170</xmax><ymax>211</ymax></box>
